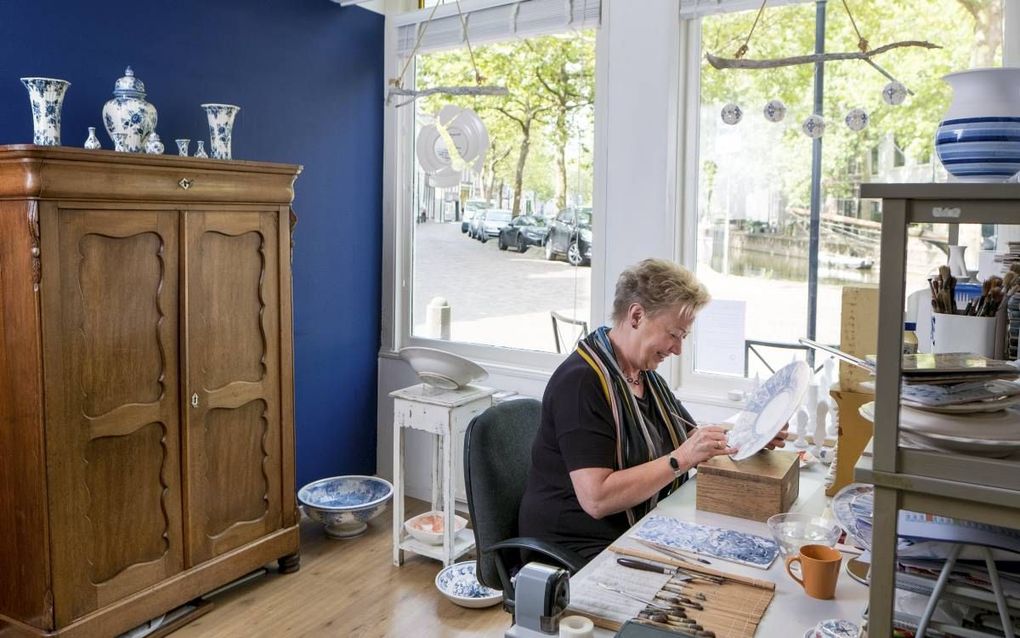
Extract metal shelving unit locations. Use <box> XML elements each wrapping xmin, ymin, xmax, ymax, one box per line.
<box><xmin>854</xmin><ymin>183</ymin><xmax>1020</xmax><ymax>635</ymax></box>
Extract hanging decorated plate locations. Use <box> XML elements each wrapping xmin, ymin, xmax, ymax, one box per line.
<box><xmin>727</xmin><ymin>360</ymin><xmax>811</xmax><ymax>461</ymax></box>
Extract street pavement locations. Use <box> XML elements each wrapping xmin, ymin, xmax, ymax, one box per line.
<box><xmin>411</xmin><ymin>221</ymin><xmax>591</xmax><ymax>352</ymax></box>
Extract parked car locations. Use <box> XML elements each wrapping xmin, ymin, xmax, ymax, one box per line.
<box><xmin>461</xmin><ymin>200</ymin><xmax>492</xmax><ymax>233</ymax></box>
<box><xmin>475</xmin><ymin>209</ymin><xmax>513</xmax><ymax>242</ymax></box>
<box><xmin>545</xmin><ymin>207</ymin><xmax>592</xmax><ymax>266</ymax></box>
<box><xmin>498</xmin><ymin>215</ymin><xmax>548</xmax><ymax>252</ymax></box>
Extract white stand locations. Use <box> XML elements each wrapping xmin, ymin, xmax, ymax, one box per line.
<box><xmin>391</xmin><ymin>383</ymin><xmax>494</xmax><ymax>567</ymax></box>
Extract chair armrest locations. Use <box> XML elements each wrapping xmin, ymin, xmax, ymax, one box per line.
<box><xmin>489</xmin><ymin>536</ymin><xmax>586</xmax><ymax>574</ymax></box>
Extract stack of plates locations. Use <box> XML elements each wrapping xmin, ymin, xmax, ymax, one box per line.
<box><xmin>900</xmin><ymin>379</ymin><xmax>1020</xmax><ymax>413</ymax></box>
<box><xmin>860</xmin><ymin>402</ymin><xmax>1020</xmax><ymax>457</ymax></box>
<box><xmin>1008</xmin><ymin>294</ymin><xmax>1019</xmax><ymax>360</ymax></box>
<box><xmin>832</xmin><ymin>483</ymin><xmax>873</xmax><ymax>550</ymax></box>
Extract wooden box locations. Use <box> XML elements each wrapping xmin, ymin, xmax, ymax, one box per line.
<box><xmin>695</xmin><ymin>450</ymin><xmax>800</xmax><ymax>522</ymax></box>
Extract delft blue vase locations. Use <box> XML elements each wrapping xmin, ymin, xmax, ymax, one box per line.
<box><xmin>102</xmin><ymin>67</ymin><xmax>157</xmax><ymax>153</ymax></box>
<box><xmin>201</xmin><ymin>103</ymin><xmax>240</xmax><ymax>160</ymax></box>
<box><xmin>935</xmin><ymin>68</ymin><xmax>1020</xmax><ymax>182</ymax></box>
<box><xmin>20</xmin><ymin>77</ymin><xmax>71</xmax><ymax>146</ymax></box>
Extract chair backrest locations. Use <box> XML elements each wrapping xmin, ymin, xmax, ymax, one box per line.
<box><xmin>463</xmin><ymin>398</ymin><xmax>542</xmax><ymax>590</ymax></box>
<box><xmin>550</xmin><ymin>311</ymin><xmax>589</xmax><ymax>354</ymax></box>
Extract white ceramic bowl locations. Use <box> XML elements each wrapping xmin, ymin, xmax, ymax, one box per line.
<box><xmin>435</xmin><ymin>561</ymin><xmax>502</xmax><ymax>608</ymax></box>
<box><xmin>398</xmin><ymin>346</ymin><xmax>488</xmax><ymax>390</ymax></box>
<box><xmin>404</xmin><ymin>510</ymin><xmax>468</xmax><ymax>545</ymax></box>
<box><xmin>298</xmin><ymin>475</ymin><xmax>393</xmax><ymax>539</ymax></box>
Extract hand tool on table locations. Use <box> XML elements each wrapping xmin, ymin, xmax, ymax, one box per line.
<box><xmin>635</xmin><ymin>538</ymin><xmax>713</xmax><ymax>566</ymax></box>
<box><xmin>596</xmin><ymin>582</ymin><xmax>677</xmax><ymax>612</ymax></box>
<box><xmin>617</xmin><ymin>557</ymin><xmax>724</xmax><ymax>585</ymax></box>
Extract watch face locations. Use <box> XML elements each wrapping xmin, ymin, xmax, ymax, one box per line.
<box><xmin>668</xmin><ymin>456</ymin><xmax>681</xmax><ymax>473</ymax></box>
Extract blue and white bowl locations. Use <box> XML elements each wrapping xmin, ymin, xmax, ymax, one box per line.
<box><xmin>298</xmin><ymin>475</ymin><xmax>393</xmax><ymax>539</ymax></box>
<box><xmin>435</xmin><ymin>561</ymin><xmax>502</xmax><ymax>608</ymax></box>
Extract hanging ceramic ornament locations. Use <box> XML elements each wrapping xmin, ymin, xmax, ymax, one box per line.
<box><xmin>721</xmin><ymin>103</ymin><xmax>743</xmax><ymax>125</ymax></box>
<box><xmin>763</xmin><ymin>99</ymin><xmax>787</xmax><ymax>123</ymax></box>
<box><xmin>415</xmin><ymin>104</ymin><xmax>489</xmax><ymax>185</ymax></box>
<box><xmin>802</xmin><ymin>114</ymin><xmax>826</xmax><ymax>138</ymax></box>
<box><xmin>845</xmin><ymin>108</ymin><xmax>869</xmax><ymax>131</ymax></box>
<box><xmin>882</xmin><ymin>81</ymin><xmax>907</xmax><ymax>105</ymax></box>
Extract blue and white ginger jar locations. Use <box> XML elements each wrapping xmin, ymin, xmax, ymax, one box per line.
<box><xmin>102</xmin><ymin>67</ymin><xmax>157</xmax><ymax>153</ymax></box>
<box><xmin>935</xmin><ymin>68</ymin><xmax>1020</xmax><ymax>182</ymax></box>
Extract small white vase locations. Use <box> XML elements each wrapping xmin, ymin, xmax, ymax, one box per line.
<box><xmin>84</xmin><ymin>126</ymin><xmax>101</xmax><ymax>150</ymax></box>
<box><xmin>201</xmin><ymin>103</ymin><xmax>240</xmax><ymax>160</ymax></box>
<box><xmin>935</xmin><ymin>68</ymin><xmax>1020</xmax><ymax>181</ymax></box>
<box><xmin>947</xmin><ymin>244</ymin><xmax>969</xmax><ymax>279</ymax></box>
<box><xmin>20</xmin><ymin>77</ymin><xmax>71</xmax><ymax>146</ymax></box>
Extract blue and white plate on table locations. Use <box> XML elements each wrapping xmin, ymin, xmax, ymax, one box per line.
<box><xmin>727</xmin><ymin>361</ymin><xmax>811</xmax><ymax>461</ymax></box>
<box><xmin>435</xmin><ymin>561</ymin><xmax>502</xmax><ymax>608</ymax></box>
<box><xmin>632</xmin><ymin>515</ymin><xmax>779</xmax><ymax>569</ymax></box>
<box><xmin>831</xmin><ymin>483</ymin><xmax>873</xmax><ymax>550</ymax></box>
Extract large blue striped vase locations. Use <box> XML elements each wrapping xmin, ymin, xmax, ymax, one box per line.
<box><xmin>935</xmin><ymin>68</ymin><xmax>1020</xmax><ymax>182</ymax></box>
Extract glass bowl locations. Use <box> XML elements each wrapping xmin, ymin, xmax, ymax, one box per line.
<box><xmin>766</xmin><ymin>512</ymin><xmax>842</xmax><ymax>558</ymax></box>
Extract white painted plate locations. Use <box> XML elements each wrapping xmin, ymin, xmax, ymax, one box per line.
<box><xmin>860</xmin><ymin>402</ymin><xmax>1020</xmax><ymax>441</ymax></box>
<box><xmin>727</xmin><ymin>361</ymin><xmax>810</xmax><ymax>461</ymax></box>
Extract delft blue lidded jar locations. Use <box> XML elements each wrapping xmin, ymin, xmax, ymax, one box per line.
<box><xmin>102</xmin><ymin>67</ymin><xmax>157</xmax><ymax>153</ymax></box>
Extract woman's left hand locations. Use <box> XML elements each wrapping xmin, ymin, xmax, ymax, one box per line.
<box><xmin>764</xmin><ymin>423</ymin><xmax>789</xmax><ymax>450</ymax></box>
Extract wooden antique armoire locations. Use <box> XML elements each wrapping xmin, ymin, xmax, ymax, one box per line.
<box><xmin>0</xmin><ymin>146</ymin><xmax>302</xmax><ymax>637</ymax></box>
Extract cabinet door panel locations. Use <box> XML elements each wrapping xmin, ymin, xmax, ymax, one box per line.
<box><xmin>184</xmin><ymin>210</ymin><xmax>282</xmax><ymax>564</ymax></box>
<box><xmin>40</xmin><ymin>209</ymin><xmax>183</xmax><ymax>624</ymax></box>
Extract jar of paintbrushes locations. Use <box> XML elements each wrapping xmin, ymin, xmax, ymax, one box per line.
<box><xmin>928</xmin><ymin>266</ymin><xmax>1017</xmax><ymax>357</ymax></box>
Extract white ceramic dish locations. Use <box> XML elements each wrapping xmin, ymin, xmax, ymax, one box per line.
<box><xmin>398</xmin><ymin>346</ymin><xmax>488</xmax><ymax>390</ymax></box>
<box><xmin>899</xmin><ymin>430</ymin><xmax>1020</xmax><ymax>458</ymax></box>
<box><xmin>903</xmin><ymin>392</ymin><xmax>1020</xmax><ymax>413</ymax></box>
<box><xmin>435</xmin><ymin>561</ymin><xmax>502</xmax><ymax>608</ymax></box>
<box><xmin>860</xmin><ymin>402</ymin><xmax>1020</xmax><ymax>441</ymax></box>
<box><xmin>727</xmin><ymin>361</ymin><xmax>810</xmax><ymax>461</ymax></box>
<box><xmin>403</xmin><ymin>510</ymin><xmax>468</xmax><ymax>545</ymax></box>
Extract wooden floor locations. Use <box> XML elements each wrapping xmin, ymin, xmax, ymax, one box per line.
<box><xmin>171</xmin><ymin>500</ymin><xmax>510</xmax><ymax>638</ymax></box>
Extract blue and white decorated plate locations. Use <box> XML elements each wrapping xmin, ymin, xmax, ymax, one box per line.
<box><xmin>435</xmin><ymin>561</ymin><xmax>502</xmax><ymax>608</ymax></box>
<box><xmin>832</xmin><ymin>483</ymin><xmax>873</xmax><ymax>550</ymax></box>
<box><xmin>728</xmin><ymin>361</ymin><xmax>810</xmax><ymax>461</ymax></box>
<box><xmin>632</xmin><ymin>515</ymin><xmax>779</xmax><ymax>569</ymax></box>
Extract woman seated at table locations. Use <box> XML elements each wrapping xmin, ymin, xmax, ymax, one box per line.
<box><xmin>519</xmin><ymin>258</ymin><xmax>785</xmax><ymax>562</ymax></box>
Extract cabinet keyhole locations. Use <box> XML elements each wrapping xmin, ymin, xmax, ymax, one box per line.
<box><xmin>191</xmin><ymin>393</ymin><xmax>199</xmax><ymax>408</ymax></box>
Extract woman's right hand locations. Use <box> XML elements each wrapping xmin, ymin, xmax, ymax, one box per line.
<box><xmin>672</xmin><ymin>425</ymin><xmax>738</xmax><ymax>469</ymax></box>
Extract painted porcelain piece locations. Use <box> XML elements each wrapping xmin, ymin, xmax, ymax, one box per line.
<box><xmin>144</xmin><ymin>132</ymin><xmax>164</xmax><ymax>154</ymax></box>
<box><xmin>201</xmin><ymin>103</ymin><xmax>240</xmax><ymax>159</ymax></box>
<box><xmin>631</xmin><ymin>515</ymin><xmax>779</xmax><ymax>569</ymax></box>
<box><xmin>84</xmin><ymin>126</ymin><xmax>101</xmax><ymax>150</ymax></box>
<box><xmin>434</xmin><ymin>561</ymin><xmax>502</xmax><ymax>608</ymax></box>
<box><xmin>727</xmin><ymin>361</ymin><xmax>810</xmax><ymax>461</ymax></box>
<box><xmin>935</xmin><ymin>68</ymin><xmax>1020</xmax><ymax>181</ymax></box>
<box><xmin>298</xmin><ymin>475</ymin><xmax>393</xmax><ymax>539</ymax></box>
<box><xmin>102</xmin><ymin>67</ymin><xmax>157</xmax><ymax>153</ymax></box>
<box><xmin>831</xmin><ymin>483</ymin><xmax>873</xmax><ymax>550</ymax></box>
<box><xmin>194</xmin><ymin>140</ymin><xmax>208</xmax><ymax>158</ymax></box>
<box><xmin>175</xmin><ymin>138</ymin><xmax>190</xmax><ymax>157</ymax></box>
<box><xmin>804</xmin><ymin>619</ymin><xmax>862</xmax><ymax>638</ymax></box>
<box><xmin>404</xmin><ymin>510</ymin><xmax>468</xmax><ymax>545</ymax></box>
<box><xmin>20</xmin><ymin>77</ymin><xmax>70</xmax><ymax>146</ymax></box>
<box><xmin>398</xmin><ymin>346</ymin><xmax>488</xmax><ymax>390</ymax></box>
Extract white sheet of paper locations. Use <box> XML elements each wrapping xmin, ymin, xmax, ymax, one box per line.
<box><xmin>694</xmin><ymin>299</ymin><xmax>746</xmax><ymax>376</ymax></box>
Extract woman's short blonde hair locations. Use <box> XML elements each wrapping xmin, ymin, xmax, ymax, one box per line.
<box><xmin>611</xmin><ymin>259</ymin><xmax>710</xmax><ymax>324</ymax></box>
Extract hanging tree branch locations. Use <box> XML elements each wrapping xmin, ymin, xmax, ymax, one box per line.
<box><xmin>707</xmin><ymin>40</ymin><xmax>941</xmax><ymax>70</ymax></box>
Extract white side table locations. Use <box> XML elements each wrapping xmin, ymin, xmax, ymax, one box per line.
<box><xmin>391</xmin><ymin>383</ymin><xmax>495</xmax><ymax>567</ymax></box>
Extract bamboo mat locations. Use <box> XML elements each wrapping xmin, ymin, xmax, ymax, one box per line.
<box><xmin>568</xmin><ymin>545</ymin><xmax>775</xmax><ymax>638</ymax></box>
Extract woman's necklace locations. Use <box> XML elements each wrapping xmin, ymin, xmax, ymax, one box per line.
<box><xmin>624</xmin><ymin>370</ymin><xmax>642</xmax><ymax>386</ymax></box>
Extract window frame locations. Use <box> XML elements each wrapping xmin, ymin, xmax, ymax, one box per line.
<box><xmin>380</xmin><ymin>8</ymin><xmax>606</xmax><ymax>378</ymax></box>
<box><xmin>674</xmin><ymin>0</ymin><xmax>1020</xmax><ymax>403</ymax></box>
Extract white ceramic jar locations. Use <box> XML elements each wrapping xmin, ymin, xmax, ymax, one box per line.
<box><xmin>102</xmin><ymin>67</ymin><xmax>157</xmax><ymax>153</ymax></box>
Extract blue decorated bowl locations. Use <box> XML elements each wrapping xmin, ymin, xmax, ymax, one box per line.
<box><xmin>935</xmin><ymin>116</ymin><xmax>1020</xmax><ymax>181</ymax></box>
<box><xmin>435</xmin><ymin>561</ymin><xmax>502</xmax><ymax>608</ymax></box>
<box><xmin>298</xmin><ymin>475</ymin><xmax>393</xmax><ymax>539</ymax></box>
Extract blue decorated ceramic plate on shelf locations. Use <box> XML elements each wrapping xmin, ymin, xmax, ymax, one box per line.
<box><xmin>727</xmin><ymin>361</ymin><xmax>810</xmax><ymax>461</ymax></box>
<box><xmin>831</xmin><ymin>483</ymin><xmax>873</xmax><ymax>550</ymax></box>
<box><xmin>435</xmin><ymin>561</ymin><xmax>502</xmax><ymax>608</ymax></box>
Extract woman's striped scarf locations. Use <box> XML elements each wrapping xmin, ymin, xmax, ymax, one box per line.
<box><xmin>576</xmin><ymin>326</ymin><xmax>694</xmax><ymax>526</ymax></box>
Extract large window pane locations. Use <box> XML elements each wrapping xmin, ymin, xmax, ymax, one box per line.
<box><xmin>411</xmin><ymin>31</ymin><xmax>595</xmax><ymax>353</ymax></box>
<box><xmin>694</xmin><ymin>0</ymin><xmax>1002</xmax><ymax>377</ymax></box>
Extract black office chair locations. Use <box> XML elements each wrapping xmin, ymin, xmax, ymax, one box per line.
<box><xmin>463</xmin><ymin>399</ymin><xmax>586</xmax><ymax>613</ymax></box>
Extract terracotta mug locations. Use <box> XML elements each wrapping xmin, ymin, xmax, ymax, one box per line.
<box><xmin>785</xmin><ymin>544</ymin><xmax>842</xmax><ymax>599</ymax></box>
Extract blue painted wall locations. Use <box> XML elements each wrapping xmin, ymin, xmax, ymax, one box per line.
<box><xmin>0</xmin><ymin>0</ymin><xmax>384</xmax><ymax>488</ymax></box>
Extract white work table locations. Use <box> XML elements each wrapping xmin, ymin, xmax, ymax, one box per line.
<box><xmin>575</xmin><ymin>462</ymin><xmax>868</xmax><ymax>637</ymax></box>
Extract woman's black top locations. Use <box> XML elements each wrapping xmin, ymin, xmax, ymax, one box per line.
<box><xmin>518</xmin><ymin>351</ymin><xmax>677</xmax><ymax>562</ymax></box>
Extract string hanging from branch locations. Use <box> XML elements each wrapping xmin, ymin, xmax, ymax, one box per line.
<box><xmin>708</xmin><ymin>0</ymin><xmax>940</xmax><ymax>97</ymax></box>
<box><xmin>386</xmin><ymin>0</ymin><xmax>509</xmax><ymax>107</ymax></box>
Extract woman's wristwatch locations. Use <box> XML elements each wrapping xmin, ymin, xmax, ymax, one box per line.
<box><xmin>668</xmin><ymin>454</ymin><xmax>685</xmax><ymax>478</ymax></box>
